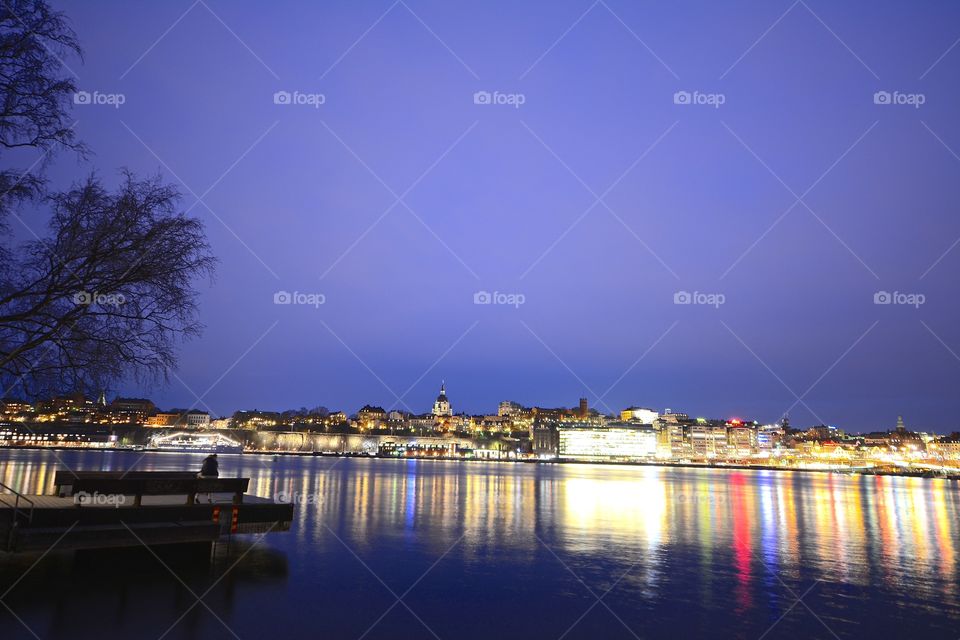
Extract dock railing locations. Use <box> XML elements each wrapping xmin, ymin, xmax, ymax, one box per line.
<box><xmin>0</xmin><ymin>480</ymin><xmax>35</xmax><ymax>554</ymax></box>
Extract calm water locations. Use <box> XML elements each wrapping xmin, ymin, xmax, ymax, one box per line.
<box><xmin>1</xmin><ymin>450</ymin><xmax>959</xmax><ymax>640</ymax></box>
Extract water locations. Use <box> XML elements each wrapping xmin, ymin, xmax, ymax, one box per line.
<box><xmin>1</xmin><ymin>449</ymin><xmax>959</xmax><ymax>639</ymax></box>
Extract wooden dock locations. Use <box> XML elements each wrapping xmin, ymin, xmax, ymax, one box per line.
<box><xmin>0</xmin><ymin>472</ymin><xmax>294</xmax><ymax>553</ymax></box>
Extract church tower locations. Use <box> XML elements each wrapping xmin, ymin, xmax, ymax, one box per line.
<box><xmin>432</xmin><ymin>381</ymin><xmax>452</xmax><ymax>417</ymax></box>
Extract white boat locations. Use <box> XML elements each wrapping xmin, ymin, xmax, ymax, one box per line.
<box><xmin>148</xmin><ymin>431</ymin><xmax>243</xmax><ymax>454</ymax></box>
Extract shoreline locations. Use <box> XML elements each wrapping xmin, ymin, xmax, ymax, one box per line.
<box><xmin>2</xmin><ymin>444</ymin><xmax>958</xmax><ymax>480</ymax></box>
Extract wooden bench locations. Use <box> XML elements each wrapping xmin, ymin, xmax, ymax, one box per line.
<box><xmin>54</xmin><ymin>471</ymin><xmax>249</xmax><ymax>506</ymax></box>
<box><xmin>54</xmin><ymin>471</ymin><xmax>195</xmax><ymax>498</ymax></box>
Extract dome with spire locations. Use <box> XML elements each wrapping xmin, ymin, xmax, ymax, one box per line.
<box><xmin>432</xmin><ymin>381</ymin><xmax>452</xmax><ymax>417</ymax></box>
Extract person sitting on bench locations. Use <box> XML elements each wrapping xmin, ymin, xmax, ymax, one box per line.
<box><xmin>198</xmin><ymin>453</ymin><xmax>220</xmax><ymax>503</ymax></box>
<box><xmin>199</xmin><ymin>453</ymin><xmax>219</xmax><ymax>478</ymax></box>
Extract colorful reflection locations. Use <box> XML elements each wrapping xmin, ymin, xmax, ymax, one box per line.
<box><xmin>2</xmin><ymin>450</ymin><xmax>959</xmax><ymax>620</ymax></box>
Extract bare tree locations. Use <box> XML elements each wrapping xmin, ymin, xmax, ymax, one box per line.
<box><xmin>0</xmin><ymin>173</ymin><xmax>216</xmax><ymax>396</ymax></box>
<box><xmin>0</xmin><ymin>0</ymin><xmax>216</xmax><ymax>398</ymax></box>
<box><xmin>0</xmin><ymin>0</ymin><xmax>82</xmax><ymax>210</ymax></box>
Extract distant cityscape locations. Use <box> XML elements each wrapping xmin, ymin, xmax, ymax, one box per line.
<box><xmin>1</xmin><ymin>382</ymin><xmax>959</xmax><ymax>475</ymax></box>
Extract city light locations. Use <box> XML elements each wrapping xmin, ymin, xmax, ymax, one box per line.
<box><xmin>0</xmin><ymin>389</ymin><xmax>956</xmax><ymax>478</ymax></box>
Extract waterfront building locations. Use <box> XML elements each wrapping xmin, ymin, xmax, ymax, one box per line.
<box><xmin>932</xmin><ymin>433</ymin><xmax>960</xmax><ymax>460</ymax></box>
<box><xmin>558</xmin><ymin>423</ymin><xmax>657</xmax><ymax>461</ymax></box>
<box><xmin>532</xmin><ymin>422</ymin><xmax>559</xmax><ymax>458</ymax></box>
<box><xmin>689</xmin><ymin>422</ymin><xmax>729</xmax><ymax>459</ymax></box>
<box><xmin>727</xmin><ymin>425</ymin><xmax>757</xmax><ymax>457</ymax></box>
<box><xmin>756</xmin><ymin>424</ymin><xmax>784</xmax><ymax>449</ymax></box>
<box><xmin>656</xmin><ymin>421</ymin><xmax>687</xmax><ymax>459</ymax></box>
<box><xmin>0</xmin><ymin>424</ymin><xmax>116</xmax><ymax>447</ymax></box>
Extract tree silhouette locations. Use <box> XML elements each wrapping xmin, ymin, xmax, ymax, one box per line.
<box><xmin>0</xmin><ymin>0</ymin><xmax>215</xmax><ymax>398</ymax></box>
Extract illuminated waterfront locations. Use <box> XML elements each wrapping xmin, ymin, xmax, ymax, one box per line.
<box><xmin>2</xmin><ymin>449</ymin><xmax>960</xmax><ymax>639</ymax></box>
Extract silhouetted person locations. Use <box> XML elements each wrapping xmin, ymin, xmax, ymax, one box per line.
<box><xmin>199</xmin><ymin>453</ymin><xmax>219</xmax><ymax>478</ymax></box>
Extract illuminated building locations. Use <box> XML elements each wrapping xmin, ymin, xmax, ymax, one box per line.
<box><xmin>558</xmin><ymin>423</ymin><xmax>657</xmax><ymax>461</ymax></box>
<box><xmin>932</xmin><ymin>433</ymin><xmax>960</xmax><ymax>460</ymax></box>
<box><xmin>689</xmin><ymin>423</ymin><xmax>729</xmax><ymax>459</ymax></box>
<box><xmin>727</xmin><ymin>425</ymin><xmax>757</xmax><ymax>457</ymax></box>
<box><xmin>408</xmin><ymin>415</ymin><xmax>437</xmax><ymax>433</ymax></box>
<box><xmin>432</xmin><ymin>382</ymin><xmax>452</xmax><ymax>417</ymax></box>
<box><xmin>184</xmin><ymin>410</ymin><xmax>211</xmax><ymax>428</ymax></box>
<box><xmin>356</xmin><ymin>405</ymin><xmax>387</xmax><ymax>431</ymax></box>
<box><xmin>756</xmin><ymin>424</ymin><xmax>784</xmax><ymax>449</ymax></box>
<box><xmin>476</xmin><ymin>415</ymin><xmax>511</xmax><ymax>433</ymax></box>
<box><xmin>498</xmin><ymin>400</ymin><xmax>523</xmax><ymax>417</ymax></box>
<box><xmin>145</xmin><ymin>410</ymin><xmax>210</xmax><ymax>428</ymax></box>
<box><xmin>656</xmin><ymin>422</ymin><xmax>687</xmax><ymax>459</ymax></box>
<box><xmin>231</xmin><ymin>410</ymin><xmax>281</xmax><ymax>430</ymax></box>
<box><xmin>0</xmin><ymin>424</ymin><xmax>116</xmax><ymax>447</ymax></box>
<box><xmin>35</xmin><ymin>393</ymin><xmax>97</xmax><ymax>423</ymax></box>
<box><xmin>108</xmin><ymin>397</ymin><xmax>157</xmax><ymax>424</ymax></box>
<box><xmin>532</xmin><ymin>423</ymin><xmax>559</xmax><ymax>458</ymax></box>
<box><xmin>620</xmin><ymin>406</ymin><xmax>658</xmax><ymax>424</ymax></box>
<box><xmin>146</xmin><ymin>413</ymin><xmax>180</xmax><ymax>426</ymax></box>
<box><xmin>806</xmin><ymin>424</ymin><xmax>840</xmax><ymax>440</ymax></box>
<box><xmin>1</xmin><ymin>399</ymin><xmax>33</xmax><ymax>415</ymax></box>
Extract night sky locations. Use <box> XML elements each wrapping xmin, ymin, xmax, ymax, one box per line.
<box><xmin>18</xmin><ymin>1</ymin><xmax>960</xmax><ymax>431</ymax></box>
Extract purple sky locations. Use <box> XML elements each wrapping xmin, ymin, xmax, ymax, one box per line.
<box><xmin>17</xmin><ymin>1</ymin><xmax>960</xmax><ymax>431</ymax></box>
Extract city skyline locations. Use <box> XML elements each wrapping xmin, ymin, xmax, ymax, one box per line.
<box><xmin>4</xmin><ymin>379</ymin><xmax>937</xmax><ymax>435</ymax></box>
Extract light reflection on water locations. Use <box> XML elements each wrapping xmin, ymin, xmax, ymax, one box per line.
<box><xmin>1</xmin><ymin>449</ymin><xmax>959</xmax><ymax>639</ymax></box>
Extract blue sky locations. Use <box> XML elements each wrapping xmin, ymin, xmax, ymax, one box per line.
<box><xmin>14</xmin><ymin>0</ymin><xmax>960</xmax><ymax>431</ymax></box>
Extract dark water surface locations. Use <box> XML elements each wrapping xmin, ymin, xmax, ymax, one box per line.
<box><xmin>1</xmin><ymin>449</ymin><xmax>959</xmax><ymax>639</ymax></box>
